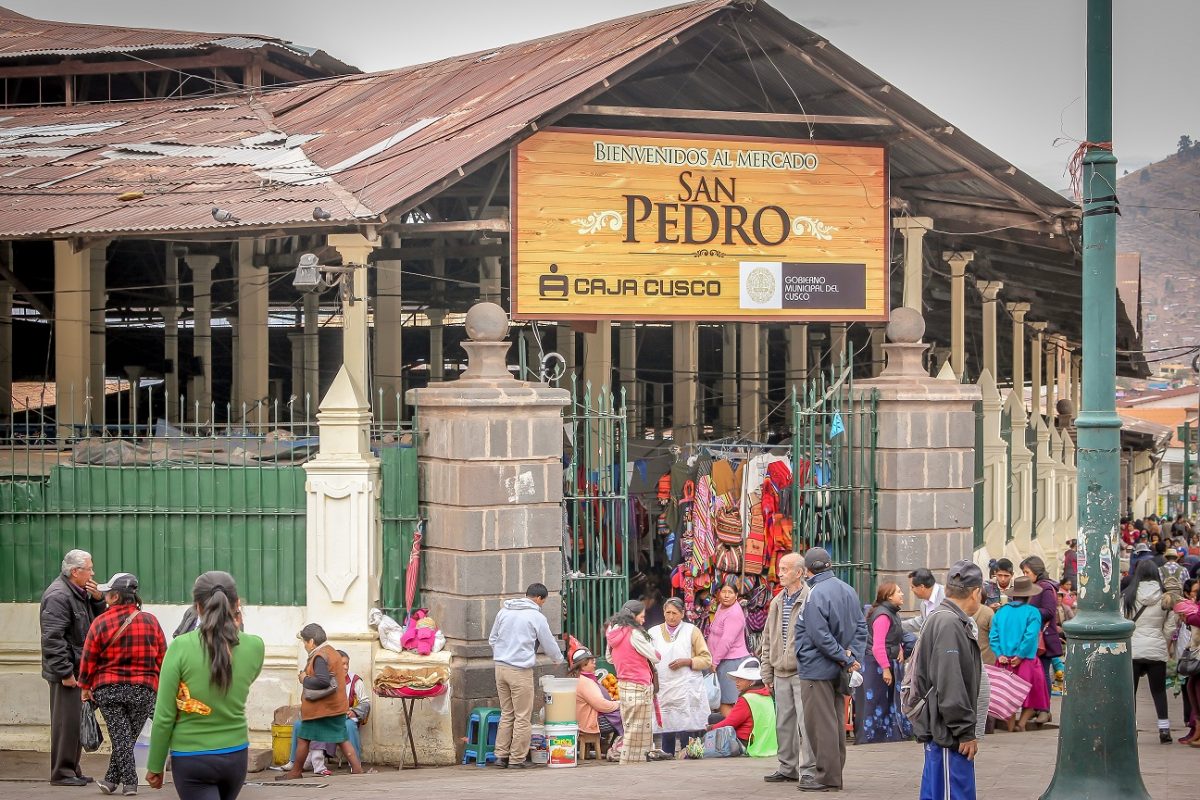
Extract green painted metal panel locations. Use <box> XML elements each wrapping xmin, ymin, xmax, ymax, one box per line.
<box><xmin>379</xmin><ymin>445</ymin><xmax>421</xmax><ymax>618</ymax></box>
<box><xmin>0</xmin><ymin>464</ymin><xmax>306</xmax><ymax>606</ymax></box>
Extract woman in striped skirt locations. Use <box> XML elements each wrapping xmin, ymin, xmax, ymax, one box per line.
<box><xmin>606</xmin><ymin>600</ymin><xmax>661</xmax><ymax>763</ymax></box>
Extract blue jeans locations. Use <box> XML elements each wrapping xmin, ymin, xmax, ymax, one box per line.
<box><xmin>920</xmin><ymin>742</ymin><xmax>976</xmax><ymax>800</ymax></box>
<box><xmin>289</xmin><ymin>719</ymin><xmax>363</xmax><ymax>762</ymax></box>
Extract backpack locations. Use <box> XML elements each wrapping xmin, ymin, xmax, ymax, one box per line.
<box><xmin>702</xmin><ymin>726</ymin><xmax>744</xmax><ymax>758</ymax></box>
<box><xmin>900</xmin><ymin>609</ymin><xmax>953</xmax><ymax>722</ymax></box>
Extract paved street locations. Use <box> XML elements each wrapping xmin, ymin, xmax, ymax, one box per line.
<box><xmin>3</xmin><ymin>695</ymin><xmax>1188</xmax><ymax>800</ymax></box>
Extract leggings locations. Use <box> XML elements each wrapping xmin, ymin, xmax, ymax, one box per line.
<box><xmin>170</xmin><ymin>749</ymin><xmax>248</xmax><ymax>800</ymax></box>
<box><xmin>93</xmin><ymin>684</ymin><xmax>157</xmax><ymax>787</ymax></box>
<box><xmin>1132</xmin><ymin>659</ymin><xmax>1169</xmax><ymax>720</ymax></box>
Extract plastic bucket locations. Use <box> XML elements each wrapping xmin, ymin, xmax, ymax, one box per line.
<box><xmin>530</xmin><ymin>724</ymin><xmax>549</xmax><ymax>765</ymax></box>
<box><xmin>133</xmin><ymin>721</ymin><xmax>152</xmax><ymax>785</ymax></box>
<box><xmin>540</xmin><ymin>676</ymin><xmax>578</xmax><ymax>725</ymax></box>
<box><xmin>271</xmin><ymin>724</ymin><xmax>293</xmax><ymax>766</ymax></box>
<box><xmin>546</xmin><ymin>722</ymin><xmax>578</xmax><ymax>768</ymax></box>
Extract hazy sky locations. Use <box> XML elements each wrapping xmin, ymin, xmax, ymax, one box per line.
<box><xmin>11</xmin><ymin>1</ymin><xmax>1198</xmax><ymax>188</ymax></box>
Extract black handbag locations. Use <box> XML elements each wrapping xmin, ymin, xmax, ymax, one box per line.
<box><xmin>81</xmin><ymin>700</ymin><xmax>104</xmax><ymax>752</ymax></box>
<box><xmin>302</xmin><ymin>674</ymin><xmax>337</xmax><ymax>702</ymax></box>
<box><xmin>1178</xmin><ymin>647</ymin><xmax>1200</xmax><ymax>679</ymax></box>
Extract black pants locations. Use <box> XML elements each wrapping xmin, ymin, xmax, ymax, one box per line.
<box><xmin>170</xmin><ymin>750</ymin><xmax>248</xmax><ymax>800</ymax></box>
<box><xmin>94</xmin><ymin>684</ymin><xmax>157</xmax><ymax>786</ymax></box>
<box><xmin>48</xmin><ymin>679</ymin><xmax>83</xmax><ymax>783</ymax></box>
<box><xmin>659</xmin><ymin>729</ymin><xmax>704</xmax><ymax>755</ymax></box>
<box><xmin>1132</xmin><ymin>659</ymin><xmax>1169</xmax><ymax>721</ymax></box>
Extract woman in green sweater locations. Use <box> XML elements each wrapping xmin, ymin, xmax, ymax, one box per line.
<box><xmin>146</xmin><ymin>572</ymin><xmax>264</xmax><ymax>800</ymax></box>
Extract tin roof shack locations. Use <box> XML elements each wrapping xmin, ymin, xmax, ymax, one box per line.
<box><xmin>0</xmin><ymin>0</ymin><xmax>1148</xmax><ymax>437</ymax></box>
<box><xmin>0</xmin><ymin>5</ymin><xmax>357</xmax><ymax>106</ymax></box>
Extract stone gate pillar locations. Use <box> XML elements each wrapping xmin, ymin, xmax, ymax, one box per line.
<box><xmin>408</xmin><ymin>302</ymin><xmax>570</xmax><ymax>752</ymax></box>
<box><xmin>856</xmin><ymin>308</ymin><xmax>981</xmax><ymax>604</ymax></box>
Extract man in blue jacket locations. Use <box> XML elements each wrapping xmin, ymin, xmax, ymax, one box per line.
<box><xmin>793</xmin><ymin>548</ymin><xmax>867</xmax><ymax>792</ymax></box>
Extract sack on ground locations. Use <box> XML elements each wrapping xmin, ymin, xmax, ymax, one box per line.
<box><xmin>80</xmin><ymin>700</ymin><xmax>104</xmax><ymax>753</ymax></box>
<box><xmin>703</xmin><ymin>726</ymin><xmax>744</xmax><ymax>758</ymax></box>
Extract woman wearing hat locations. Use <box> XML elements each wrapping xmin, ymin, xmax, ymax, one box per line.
<box><xmin>567</xmin><ymin>646</ymin><xmax>622</xmax><ymax>743</ymax></box>
<box><xmin>706</xmin><ymin>657</ymin><xmax>777</xmax><ymax>758</ymax></box>
<box><xmin>648</xmin><ymin>597</ymin><xmax>713</xmax><ymax>756</ymax></box>
<box><xmin>78</xmin><ymin>573</ymin><xmax>167</xmax><ymax>795</ymax></box>
<box><xmin>605</xmin><ymin>600</ymin><xmax>660</xmax><ymax>763</ymax></box>
<box><xmin>988</xmin><ymin>576</ymin><xmax>1050</xmax><ymax>731</ymax></box>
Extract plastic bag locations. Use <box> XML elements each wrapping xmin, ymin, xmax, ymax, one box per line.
<box><xmin>81</xmin><ymin>699</ymin><xmax>104</xmax><ymax>753</ymax></box>
<box><xmin>702</xmin><ymin>727</ymin><xmax>743</xmax><ymax>758</ymax></box>
<box><xmin>430</xmin><ymin>682</ymin><xmax>451</xmax><ymax>715</ymax></box>
<box><xmin>704</xmin><ymin>672</ymin><xmax>721</xmax><ymax>711</ymax></box>
<box><xmin>368</xmin><ymin>608</ymin><xmax>405</xmax><ymax>653</ymax></box>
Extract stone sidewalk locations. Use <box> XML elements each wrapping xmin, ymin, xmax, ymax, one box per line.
<box><xmin>3</xmin><ymin>695</ymin><xmax>1189</xmax><ymax>800</ymax></box>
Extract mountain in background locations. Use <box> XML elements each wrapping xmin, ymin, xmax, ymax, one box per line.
<box><xmin>1116</xmin><ymin>138</ymin><xmax>1200</xmax><ymax>363</ymax></box>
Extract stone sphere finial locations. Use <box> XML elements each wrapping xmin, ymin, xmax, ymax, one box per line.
<box><xmin>1056</xmin><ymin>398</ymin><xmax>1076</xmax><ymax>417</ymax></box>
<box><xmin>464</xmin><ymin>302</ymin><xmax>508</xmax><ymax>342</ymax></box>
<box><xmin>886</xmin><ymin>306</ymin><xmax>925</xmax><ymax>344</ymax></box>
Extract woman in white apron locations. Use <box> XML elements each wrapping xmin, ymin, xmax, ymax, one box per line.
<box><xmin>649</xmin><ymin>598</ymin><xmax>714</xmax><ymax>756</ymax></box>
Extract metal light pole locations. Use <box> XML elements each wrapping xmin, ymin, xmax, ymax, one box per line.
<box><xmin>1041</xmin><ymin>3</ymin><xmax>1150</xmax><ymax>798</ymax></box>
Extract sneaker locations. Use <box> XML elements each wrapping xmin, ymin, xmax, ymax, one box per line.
<box><xmin>121</xmin><ymin>785</ymin><xmax>137</xmax><ymax>796</ymax></box>
<box><xmin>268</xmin><ymin>762</ymin><xmax>293</xmax><ymax>772</ymax></box>
<box><xmin>97</xmin><ymin>781</ymin><xmax>118</xmax><ymax>795</ymax></box>
<box><xmin>1159</xmin><ymin>729</ymin><xmax>1172</xmax><ymax>744</ymax></box>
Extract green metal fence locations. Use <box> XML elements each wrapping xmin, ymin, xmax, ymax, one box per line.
<box><xmin>791</xmin><ymin>354</ymin><xmax>878</xmax><ymax>599</ymax></box>
<box><xmin>562</xmin><ymin>380</ymin><xmax>629</xmax><ymax>655</ymax></box>
<box><xmin>379</xmin><ymin>443</ymin><xmax>422</xmax><ymax>619</ymax></box>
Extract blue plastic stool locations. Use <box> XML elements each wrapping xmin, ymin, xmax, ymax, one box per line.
<box><xmin>462</xmin><ymin>706</ymin><xmax>502</xmax><ymax>766</ymax></box>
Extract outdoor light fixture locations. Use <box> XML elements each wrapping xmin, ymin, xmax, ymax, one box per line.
<box><xmin>292</xmin><ymin>252</ymin><xmax>359</xmax><ymax>304</ymax></box>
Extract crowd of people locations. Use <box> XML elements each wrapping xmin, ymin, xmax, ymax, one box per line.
<box><xmin>38</xmin><ymin>549</ymin><xmax>369</xmax><ymax>800</ymax></box>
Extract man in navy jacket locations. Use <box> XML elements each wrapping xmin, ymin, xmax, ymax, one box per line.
<box><xmin>793</xmin><ymin>547</ymin><xmax>867</xmax><ymax>792</ymax></box>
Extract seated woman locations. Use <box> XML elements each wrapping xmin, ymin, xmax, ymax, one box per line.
<box><xmin>706</xmin><ymin>657</ymin><xmax>776</xmax><ymax>758</ymax></box>
<box><xmin>568</xmin><ymin>646</ymin><xmax>623</xmax><ymax>741</ymax></box>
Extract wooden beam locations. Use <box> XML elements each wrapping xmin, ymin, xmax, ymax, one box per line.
<box><xmin>894</xmin><ymin>168</ymin><xmax>1017</xmax><ymax>188</ymax></box>
<box><xmin>0</xmin><ymin>247</ymin><xmax>51</xmax><ymax>317</ymax></box>
<box><xmin>391</xmin><ymin>218</ymin><xmax>508</xmax><ymax>235</ymax></box>
<box><xmin>908</xmin><ymin>190</ymin><xmax>1043</xmax><ymax>214</ymax></box>
<box><xmin>369</xmin><ymin>243</ymin><xmax>506</xmax><ymax>262</ymax></box>
<box><xmin>261</xmin><ymin>59</ymin><xmax>312</xmax><ymax>86</ymax></box>
<box><xmin>574</xmin><ymin>104</ymin><xmax>893</xmax><ymax>127</ymax></box>
<box><xmin>0</xmin><ymin>51</ymin><xmax>249</xmax><ymax>80</ymax></box>
<box><xmin>911</xmin><ymin>198</ymin><xmax>1060</xmax><ymax>233</ymax></box>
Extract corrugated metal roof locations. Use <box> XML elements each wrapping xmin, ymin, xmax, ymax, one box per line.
<box><xmin>0</xmin><ymin>5</ymin><xmax>356</xmax><ymax>74</ymax></box>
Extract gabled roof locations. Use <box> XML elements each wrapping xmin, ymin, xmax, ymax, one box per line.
<box><xmin>0</xmin><ymin>5</ymin><xmax>355</xmax><ymax>74</ymax></box>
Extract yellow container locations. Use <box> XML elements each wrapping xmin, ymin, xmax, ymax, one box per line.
<box><xmin>271</xmin><ymin>724</ymin><xmax>293</xmax><ymax>766</ymax></box>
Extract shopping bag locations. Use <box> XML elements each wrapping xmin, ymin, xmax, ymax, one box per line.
<box><xmin>702</xmin><ymin>726</ymin><xmax>743</xmax><ymax>758</ymax></box>
<box><xmin>704</xmin><ymin>672</ymin><xmax>721</xmax><ymax>711</ymax></box>
<box><xmin>81</xmin><ymin>699</ymin><xmax>104</xmax><ymax>753</ymax></box>
<box><xmin>983</xmin><ymin>663</ymin><xmax>1032</xmax><ymax>721</ymax></box>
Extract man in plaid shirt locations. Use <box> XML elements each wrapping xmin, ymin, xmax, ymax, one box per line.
<box><xmin>78</xmin><ymin>573</ymin><xmax>167</xmax><ymax>795</ymax></box>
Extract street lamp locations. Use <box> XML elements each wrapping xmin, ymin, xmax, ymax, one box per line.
<box><xmin>291</xmin><ymin>252</ymin><xmax>368</xmax><ymax>397</ymax></box>
<box><xmin>292</xmin><ymin>253</ymin><xmax>359</xmax><ymax>304</ymax></box>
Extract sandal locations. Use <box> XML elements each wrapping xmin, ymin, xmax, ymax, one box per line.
<box><xmin>314</xmin><ymin>768</ymin><xmax>332</xmax><ymax>777</ymax></box>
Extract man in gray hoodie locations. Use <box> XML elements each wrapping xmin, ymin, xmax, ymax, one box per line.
<box><xmin>488</xmin><ymin>583</ymin><xmax>563</xmax><ymax>768</ymax></box>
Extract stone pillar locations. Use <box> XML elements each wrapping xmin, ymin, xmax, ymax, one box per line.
<box><xmin>53</xmin><ymin>241</ymin><xmax>91</xmax><ymax>433</ymax></box>
<box><xmin>235</xmin><ymin>238</ymin><xmax>269</xmax><ymax>419</ymax></box>
<box><xmin>720</xmin><ymin>324</ymin><xmax>738</xmax><ymax>432</ymax></box>
<box><xmin>1007</xmin><ymin>302</ymin><xmax>1030</xmax><ymax>400</ymax></box>
<box><xmin>739</xmin><ymin>322</ymin><xmax>761</xmax><ymax>436</ymax></box>
<box><xmin>1070</xmin><ymin>353</ymin><xmax>1081</xmax><ymax>419</ymax></box>
<box><xmin>618</xmin><ymin>323</ymin><xmax>638</xmax><ymax>432</ymax></box>
<box><xmin>1004</xmin><ymin>388</ymin><xmax>1034</xmax><ymax>562</ymax></box>
<box><xmin>894</xmin><ymin>216</ymin><xmax>932</xmax><ymax>312</ymax></box>
<box><xmin>188</xmin><ymin>254</ymin><xmax>217</xmax><ymax>422</ymax></box>
<box><xmin>673</xmin><ymin>321</ymin><xmax>698</xmax><ymax>444</ymax></box>
<box><xmin>944</xmin><ymin>251</ymin><xmax>974</xmax><ymax>378</ymax></box>
<box><xmin>583</xmin><ymin>321</ymin><xmax>611</xmax><ymax>393</ymax></box>
<box><xmin>867</xmin><ymin>323</ymin><xmax>885</xmax><ymax>378</ymax></box>
<box><xmin>787</xmin><ymin>323</ymin><xmax>808</xmax><ymax>387</ymax></box>
<box><xmin>327</xmin><ymin>234</ymin><xmax>374</xmax><ymax>400</ymax></box>
<box><xmin>289</xmin><ymin>331</ymin><xmax>305</xmax><ymax>405</ymax></box>
<box><xmin>857</xmin><ymin>307</ymin><xmax>980</xmax><ymax>602</ymax></box>
<box><xmin>89</xmin><ymin>247</ymin><xmax>106</xmax><ymax>424</ymax></box>
<box><xmin>303</xmin><ymin>363</ymin><xmax>381</xmax><ymax>759</ymax></box>
<box><xmin>1045</xmin><ymin>334</ymin><xmax>1059</xmax><ymax>423</ymax></box>
<box><xmin>374</xmin><ymin>233</ymin><xmax>405</xmax><ymax>420</ymax></box>
<box><xmin>163</xmin><ymin>247</ymin><xmax>183</xmax><ymax>424</ymax></box>
<box><xmin>0</xmin><ymin>275</ymin><xmax>10</xmax><ymax>419</ymax></box>
<box><xmin>125</xmin><ymin>365</ymin><xmax>144</xmax><ymax>437</ymax></box>
<box><xmin>408</xmin><ymin>303</ymin><xmax>569</xmax><ymax>760</ymax></box>
<box><xmin>976</xmin><ymin>281</ymin><xmax>1003</xmax><ymax>380</ymax></box>
<box><xmin>653</xmin><ymin>382</ymin><xmax>666</xmax><ymax>431</ymax></box>
<box><xmin>427</xmin><ymin>309</ymin><xmax>446</xmax><ymax>383</ymax></box>
<box><xmin>303</xmin><ymin>292</ymin><xmax>321</xmax><ymax>415</ymax></box>
<box><xmin>556</xmin><ymin>323</ymin><xmax>575</xmax><ymax>386</ymax></box>
<box><xmin>478</xmin><ymin>236</ymin><xmax>502</xmax><ymax>305</ymax></box>
<box><xmin>977</xmin><ymin>369</ymin><xmax>1008</xmax><ymax>562</ymax></box>
<box><xmin>1029</xmin><ymin>322</ymin><xmax>1047</xmax><ymax>420</ymax></box>
<box><xmin>829</xmin><ymin>323</ymin><xmax>848</xmax><ymax>369</ymax></box>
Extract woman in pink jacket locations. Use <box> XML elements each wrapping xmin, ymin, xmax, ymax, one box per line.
<box><xmin>605</xmin><ymin>600</ymin><xmax>660</xmax><ymax>764</ymax></box>
<box><xmin>708</xmin><ymin>583</ymin><xmax>750</xmax><ymax>715</ymax></box>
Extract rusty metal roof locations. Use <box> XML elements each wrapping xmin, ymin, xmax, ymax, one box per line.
<box><xmin>0</xmin><ymin>5</ymin><xmax>356</xmax><ymax>73</ymax></box>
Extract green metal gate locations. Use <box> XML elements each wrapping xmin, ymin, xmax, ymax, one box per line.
<box><xmin>562</xmin><ymin>381</ymin><xmax>629</xmax><ymax>655</ymax></box>
<box><xmin>790</xmin><ymin>355</ymin><xmax>878</xmax><ymax>599</ymax></box>
<box><xmin>379</xmin><ymin>443</ymin><xmax>422</xmax><ymax>618</ymax></box>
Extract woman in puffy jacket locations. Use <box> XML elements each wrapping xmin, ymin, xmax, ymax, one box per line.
<box><xmin>1122</xmin><ymin>558</ymin><xmax>1175</xmax><ymax>744</ymax></box>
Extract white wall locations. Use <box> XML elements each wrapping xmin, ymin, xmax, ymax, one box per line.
<box><xmin>0</xmin><ymin>603</ymin><xmax>306</xmax><ymax>753</ymax></box>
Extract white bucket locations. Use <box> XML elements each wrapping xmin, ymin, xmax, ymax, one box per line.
<box><xmin>530</xmin><ymin>724</ymin><xmax>549</xmax><ymax>765</ymax></box>
<box><xmin>546</xmin><ymin>722</ymin><xmax>578</xmax><ymax>768</ymax></box>
<box><xmin>540</xmin><ymin>676</ymin><xmax>578</xmax><ymax>725</ymax></box>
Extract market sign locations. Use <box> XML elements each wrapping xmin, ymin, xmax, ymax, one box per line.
<box><xmin>510</xmin><ymin>129</ymin><xmax>889</xmax><ymax>322</ymax></box>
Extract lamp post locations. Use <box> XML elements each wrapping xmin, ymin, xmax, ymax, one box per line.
<box><xmin>1041</xmin><ymin>3</ymin><xmax>1149</xmax><ymax>798</ymax></box>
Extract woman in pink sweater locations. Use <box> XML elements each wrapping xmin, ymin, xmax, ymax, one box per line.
<box><xmin>605</xmin><ymin>600</ymin><xmax>660</xmax><ymax>764</ymax></box>
<box><xmin>708</xmin><ymin>584</ymin><xmax>750</xmax><ymax>715</ymax></box>
<box><xmin>853</xmin><ymin>581</ymin><xmax>913</xmax><ymax>744</ymax></box>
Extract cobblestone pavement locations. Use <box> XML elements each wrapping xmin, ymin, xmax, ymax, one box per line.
<box><xmin>3</xmin><ymin>694</ymin><xmax>1188</xmax><ymax>799</ymax></box>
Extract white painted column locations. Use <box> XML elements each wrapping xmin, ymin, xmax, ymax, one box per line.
<box><xmin>374</xmin><ymin>233</ymin><xmax>404</xmax><ymax>420</ymax></box>
<box><xmin>720</xmin><ymin>324</ymin><xmax>738</xmax><ymax>432</ymax></box>
<box><xmin>1070</xmin><ymin>353</ymin><xmax>1081</xmax><ymax>417</ymax></box>
<box><xmin>894</xmin><ymin>216</ymin><xmax>932</xmax><ymax>312</ymax></box>
<box><xmin>739</xmin><ymin>322</ymin><xmax>761</xmax><ymax>435</ymax></box>
<box><xmin>163</xmin><ymin>247</ymin><xmax>183</xmax><ymax>423</ymax></box>
<box><xmin>672</xmin><ymin>321</ymin><xmax>698</xmax><ymax>444</ymax></box>
<box><xmin>1029</xmin><ymin>322</ymin><xmax>1046</xmax><ymax>419</ymax></box>
<box><xmin>944</xmin><ymin>250</ymin><xmax>974</xmax><ymax>378</ymax></box>
<box><xmin>235</xmin><ymin>238</ymin><xmax>269</xmax><ymax>419</ymax></box>
<box><xmin>303</xmin><ymin>292</ymin><xmax>320</xmax><ymax>415</ymax></box>
<box><xmin>787</xmin><ymin>323</ymin><xmax>808</xmax><ymax>387</ymax></box>
<box><xmin>427</xmin><ymin>309</ymin><xmax>446</xmax><ymax>383</ymax></box>
<box><xmin>228</xmin><ymin>320</ymin><xmax>239</xmax><ymax>417</ymax></box>
<box><xmin>327</xmin><ymin>233</ymin><xmax>375</xmax><ymax>400</ymax></box>
<box><xmin>583</xmin><ymin>321</ymin><xmax>612</xmax><ymax>393</ymax></box>
<box><xmin>557</xmin><ymin>323</ymin><xmax>576</xmax><ymax>387</ymax></box>
<box><xmin>618</xmin><ymin>322</ymin><xmax>638</xmax><ymax>431</ymax></box>
<box><xmin>0</xmin><ymin>276</ymin><xmax>11</xmax><ymax>419</ymax></box>
<box><xmin>53</xmin><ymin>241</ymin><xmax>91</xmax><ymax>433</ymax></box>
<box><xmin>976</xmin><ymin>280</ymin><xmax>1003</xmax><ymax>381</ymax></box>
<box><xmin>1007</xmin><ymin>302</ymin><xmax>1030</xmax><ymax>400</ymax></box>
<box><xmin>829</xmin><ymin>323</ymin><xmax>848</xmax><ymax>370</ymax></box>
<box><xmin>188</xmin><ymin>254</ymin><xmax>217</xmax><ymax>421</ymax></box>
<box><xmin>1045</xmin><ymin>334</ymin><xmax>1059</xmax><ymax>422</ymax></box>
<box><xmin>89</xmin><ymin>246</ymin><xmax>106</xmax><ymax>424</ymax></box>
<box><xmin>653</xmin><ymin>382</ymin><xmax>666</xmax><ymax>431</ymax></box>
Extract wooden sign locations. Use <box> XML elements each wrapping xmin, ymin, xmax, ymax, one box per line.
<box><xmin>510</xmin><ymin>128</ymin><xmax>889</xmax><ymax>322</ymax></box>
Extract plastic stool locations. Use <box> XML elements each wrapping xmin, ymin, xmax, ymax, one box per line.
<box><xmin>462</xmin><ymin>706</ymin><xmax>502</xmax><ymax>767</ymax></box>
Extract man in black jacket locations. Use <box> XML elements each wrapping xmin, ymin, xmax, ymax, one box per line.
<box><xmin>912</xmin><ymin>560</ymin><xmax>983</xmax><ymax>800</ymax></box>
<box><xmin>40</xmin><ymin>549</ymin><xmax>106</xmax><ymax>786</ymax></box>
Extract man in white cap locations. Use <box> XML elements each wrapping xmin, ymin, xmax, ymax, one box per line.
<box><xmin>792</xmin><ymin>547</ymin><xmax>866</xmax><ymax>793</ymax></box>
